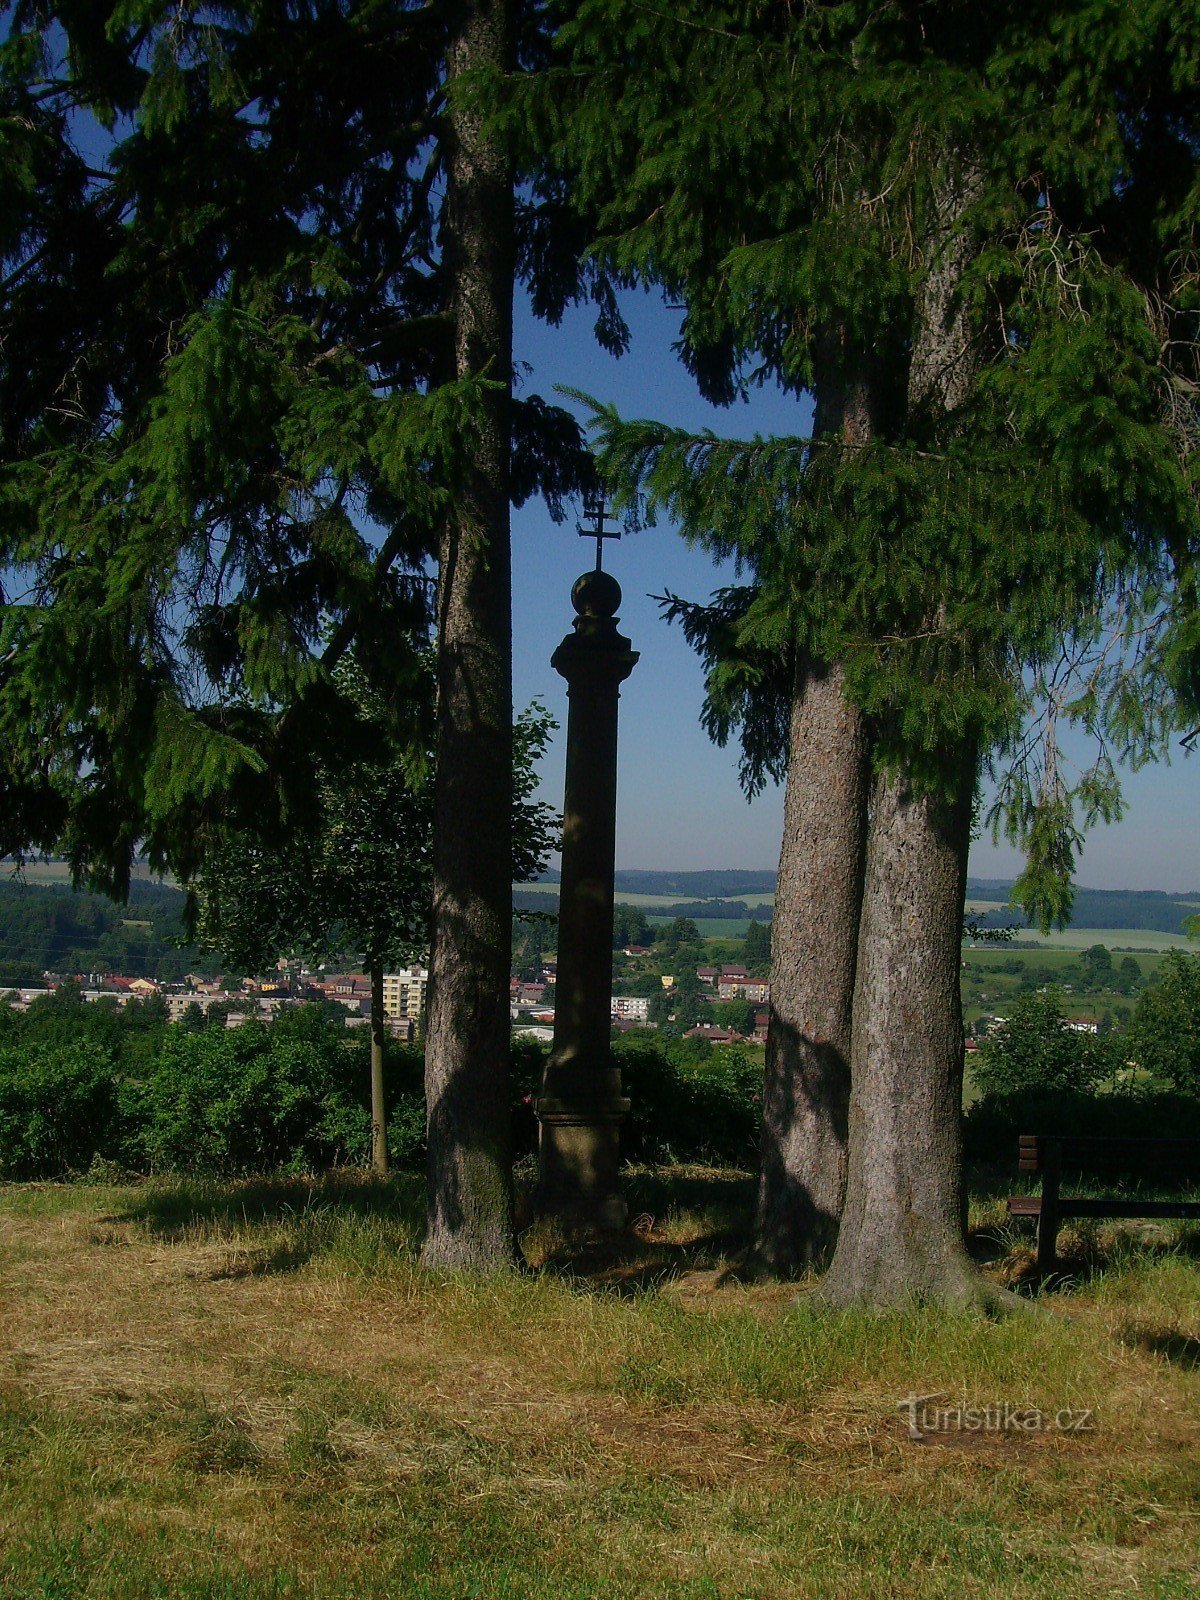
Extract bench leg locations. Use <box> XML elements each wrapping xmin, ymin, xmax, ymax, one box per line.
<box><xmin>1036</xmin><ymin>1148</ymin><xmax>1061</xmax><ymax>1275</ymax></box>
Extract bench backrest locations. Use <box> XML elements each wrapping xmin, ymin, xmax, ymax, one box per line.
<box><xmin>1018</xmin><ymin>1134</ymin><xmax>1200</xmax><ymax>1178</ymax></box>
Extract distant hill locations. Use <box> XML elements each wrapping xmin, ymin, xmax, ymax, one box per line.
<box><xmin>614</xmin><ymin>869</ymin><xmax>777</xmax><ymax>898</ymax></box>
<box><xmin>964</xmin><ymin>878</ymin><xmax>1017</xmax><ymax>899</ymax></box>
<box><xmin>530</xmin><ymin>871</ymin><xmax>1200</xmax><ymax>937</ymax></box>
<box><xmin>971</xmin><ymin>885</ymin><xmax>1200</xmax><ymax>937</ymax></box>
<box><xmin>0</xmin><ymin>876</ymin><xmax>215</xmax><ymax>984</ymax></box>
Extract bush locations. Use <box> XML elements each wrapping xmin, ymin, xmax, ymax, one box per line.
<box><xmin>0</xmin><ymin>1040</ymin><xmax>120</xmax><ymax>1178</ymax></box>
<box><xmin>964</xmin><ymin>1087</ymin><xmax>1200</xmax><ymax>1168</ymax></box>
<box><xmin>132</xmin><ymin>1025</ymin><xmax>361</xmax><ymax>1174</ymax></box>
<box><xmin>134</xmin><ymin>1020</ymin><xmax>429</xmax><ymax>1177</ymax></box>
<box><xmin>0</xmin><ymin>1003</ymin><xmax>764</xmax><ymax>1181</ymax></box>
<box><xmin>1130</xmin><ymin>952</ymin><xmax>1200</xmax><ymax>1092</ymax></box>
<box><xmin>974</xmin><ymin>989</ymin><xmax>1112</xmax><ymax>1096</ymax></box>
<box><xmin>615</xmin><ymin>1038</ymin><xmax>760</xmax><ymax>1164</ymax></box>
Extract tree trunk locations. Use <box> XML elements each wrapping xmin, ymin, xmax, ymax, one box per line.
<box><xmin>818</xmin><ymin>165</ymin><xmax>1015</xmax><ymax>1309</ymax></box>
<box><xmin>370</xmin><ymin>961</ymin><xmax>388</xmax><ymax>1176</ymax></box>
<box><xmin>422</xmin><ymin>0</ymin><xmax>516</xmax><ymax>1272</ymax></box>
<box><xmin>816</xmin><ymin>758</ymin><xmax>986</xmax><ymax>1305</ymax></box>
<box><xmin>754</xmin><ymin>657</ymin><xmax>868</xmax><ymax>1272</ymax></box>
<box><xmin>753</xmin><ymin>361</ymin><xmax>874</xmax><ymax>1275</ymax></box>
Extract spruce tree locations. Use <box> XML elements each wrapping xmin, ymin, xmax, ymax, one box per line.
<box><xmin>421</xmin><ymin>0</ymin><xmax>519</xmax><ymax>1270</ymax></box>
<box><xmin>523</xmin><ymin>0</ymin><xmax>1200</xmax><ymax>1298</ymax></box>
<box><xmin>1</xmin><ymin>1</ymin><xmax>593</xmax><ymax>1271</ymax></box>
<box><xmin>0</xmin><ymin>2</ymin><xmax>456</xmax><ymax>887</ymax></box>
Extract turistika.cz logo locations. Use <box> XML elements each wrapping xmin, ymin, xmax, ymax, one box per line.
<box><xmin>897</xmin><ymin>1392</ymin><xmax>1096</xmax><ymax>1439</ymax></box>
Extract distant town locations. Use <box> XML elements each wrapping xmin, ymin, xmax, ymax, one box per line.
<box><xmin>1</xmin><ymin>963</ymin><xmax>431</xmax><ymax>1038</ymax></box>
<box><xmin>1</xmin><ymin>950</ymin><xmax>772</xmax><ymax>1048</ymax></box>
<box><xmin>510</xmin><ymin>948</ymin><xmax>771</xmax><ymax>1046</ymax></box>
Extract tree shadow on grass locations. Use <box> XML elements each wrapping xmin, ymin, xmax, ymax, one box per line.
<box><xmin>967</xmin><ymin>1212</ymin><xmax>1200</xmax><ymax>1296</ymax></box>
<box><xmin>524</xmin><ymin>1166</ymin><xmax>757</xmax><ymax>1296</ymax></box>
<box><xmin>203</xmin><ymin>1243</ymin><xmax>318</xmax><ymax>1280</ymax></box>
<box><xmin>111</xmin><ymin>1170</ymin><xmax>426</xmax><ymax>1247</ymax></box>
<box><xmin>1121</xmin><ymin>1325</ymin><xmax>1200</xmax><ymax>1370</ymax></box>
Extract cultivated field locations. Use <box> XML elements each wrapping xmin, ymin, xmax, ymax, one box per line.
<box><xmin>2</xmin><ymin>860</ymin><xmax>166</xmax><ymax>888</ymax></box>
<box><xmin>994</xmin><ymin>929</ymin><xmax>1198</xmax><ymax>951</ymax></box>
<box><xmin>1</xmin><ymin>1174</ymin><xmax>1197</xmax><ymax>1599</ymax></box>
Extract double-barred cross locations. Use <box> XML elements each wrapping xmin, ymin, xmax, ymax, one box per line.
<box><xmin>580</xmin><ymin>491</ymin><xmax>621</xmax><ymax>571</ymax></box>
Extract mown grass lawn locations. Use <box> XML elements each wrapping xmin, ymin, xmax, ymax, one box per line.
<box><xmin>1</xmin><ymin>1170</ymin><xmax>1197</xmax><ymax>1599</ymax></box>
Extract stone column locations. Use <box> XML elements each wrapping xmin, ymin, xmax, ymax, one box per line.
<box><xmin>536</xmin><ymin>568</ymin><xmax>637</xmax><ymax>1227</ymax></box>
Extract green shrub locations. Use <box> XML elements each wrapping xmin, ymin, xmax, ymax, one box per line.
<box><xmin>134</xmin><ymin>1025</ymin><xmax>356</xmax><ymax>1174</ymax></box>
<box><xmin>1130</xmin><ymin>951</ymin><xmax>1200</xmax><ymax>1092</ymax></box>
<box><xmin>386</xmin><ymin>1090</ymin><xmax>427</xmax><ymax>1168</ymax></box>
<box><xmin>964</xmin><ymin>1087</ymin><xmax>1200</xmax><ymax>1168</ymax></box>
<box><xmin>975</xmin><ymin>989</ymin><xmax>1113</xmax><ymax>1096</ymax></box>
<box><xmin>0</xmin><ymin>1003</ymin><xmax>764</xmax><ymax>1181</ymax></box>
<box><xmin>615</xmin><ymin>1038</ymin><xmax>760</xmax><ymax>1164</ymax></box>
<box><xmin>0</xmin><ymin>1041</ymin><xmax>120</xmax><ymax>1178</ymax></box>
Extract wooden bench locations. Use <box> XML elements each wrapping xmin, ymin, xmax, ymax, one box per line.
<box><xmin>1007</xmin><ymin>1134</ymin><xmax>1200</xmax><ymax>1273</ymax></box>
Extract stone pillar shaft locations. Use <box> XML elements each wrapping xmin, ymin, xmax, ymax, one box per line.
<box><xmin>536</xmin><ymin>571</ymin><xmax>637</xmax><ymax>1227</ymax></box>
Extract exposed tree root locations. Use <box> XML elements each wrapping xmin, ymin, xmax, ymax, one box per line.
<box><xmin>797</xmin><ymin>1262</ymin><xmax>1052</xmax><ymax>1319</ymax></box>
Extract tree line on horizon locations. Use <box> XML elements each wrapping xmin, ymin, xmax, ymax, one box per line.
<box><xmin>2</xmin><ymin>1</ymin><xmax>1198</xmax><ymax>1305</ymax></box>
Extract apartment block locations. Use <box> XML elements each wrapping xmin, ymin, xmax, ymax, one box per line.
<box><xmin>383</xmin><ymin>964</ymin><xmax>429</xmax><ymax>1022</ymax></box>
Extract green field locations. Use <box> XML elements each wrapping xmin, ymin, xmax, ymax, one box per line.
<box><xmin>523</xmin><ymin>886</ymin><xmax>777</xmax><ymax>914</ymax></box>
<box><xmin>623</xmin><ymin>891</ymin><xmax>776</xmax><ymax>912</ymax></box>
<box><xmin>992</xmin><ymin>927</ymin><xmax>1197</xmax><ymax>951</ymax></box>
<box><xmin>960</xmin><ymin>943</ymin><xmax>1171</xmax><ymax>1034</ymax></box>
<box><xmin>4</xmin><ymin>858</ymin><xmax>168</xmax><ymax>888</ymax></box>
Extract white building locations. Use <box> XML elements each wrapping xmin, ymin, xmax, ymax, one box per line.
<box><xmin>383</xmin><ymin>964</ymin><xmax>429</xmax><ymax>1023</ymax></box>
<box><xmin>611</xmin><ymin>995</ymin><xmax>650</xmax><ymax>1022</ymax></box>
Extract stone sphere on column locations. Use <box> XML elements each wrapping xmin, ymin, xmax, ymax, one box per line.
<box><xmin>571</xmin><ymin>569</ymin><xmax>621</xmax><ymax>619</ymax></box>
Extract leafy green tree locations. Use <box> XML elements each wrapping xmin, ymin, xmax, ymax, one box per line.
<box><xmin>1119</xmin><ymin>956</ymin><xmax>1144</xmax><ymax>992</ymax></box>
<box><xmin>742</xmin><ymin>920</ymin><xmax>771</xmax><ymax>972</ymax></box>
<box><xmin>1081</xmin><ymin>945</ymin><xmax>1114</xmax><ymax>981</ymax></box>
<box><xmin>1131</xmin><ymin>953</ymin><xmax>1200</xmax><ymax>1094</ymax></box>
<box><xmin>655</xmin><ymin>916</ymin><xmax>699</xmax><ymax>955</ymax></box>
<box><xmin>712</xmin><ymin>999</ymin><xmax>755</xmax><ymax>1038</ymax></box>
<box><xmin>192</xmin><ymin>665</ymin><xmax>557</xmax><ymax>1174</ymax></box>
<box><xmin>646</xmin><ymin>987</ymin><xmax>671</xmax><ymax>1027</ymax></box>
<box><xmin>664</xmin><ymin>1032</ymin><xmax>712</xmax><ymax>1068</ymax></box>
<box><xmin>191</xmin><ymin>663</ymin><xmax>433</xmax><ymax>1174</ymax></box>
<box><xmin>612</xmin><ymin>903</ymin><xmax>651</xmax><ymax>949</ymax></box>
<box><xmin>975</xmin><ymin>990</ymin><xmax>1108</xmax><ymax>1098</ymax></box>
<box><xmin>670</xmin><ymin>966</ymin><xmax>706</xmax><ymax>1029</ymax></box>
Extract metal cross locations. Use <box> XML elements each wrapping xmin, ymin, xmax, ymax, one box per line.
<box><xmin>580</xmin><ymin>490</ymin><xmax>621</xmax><ymax>571</ymax></box>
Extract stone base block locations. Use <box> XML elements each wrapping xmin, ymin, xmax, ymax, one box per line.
<box><xmin>535</xmin><ymin>1095</ymin><xmax>630</xmax><ymax>1230</ymax></box>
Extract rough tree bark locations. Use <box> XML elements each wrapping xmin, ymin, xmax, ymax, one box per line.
<box><xmin>818</xmin><ymin>166</ymin><xmax>1014</xmax><ymax>1309</ymax></box>
<box><xmin>422</xmin><ymin>0</ymin><xmax>516</xmax><ymax>1271</ymax></box>
<box><xmin>370</xmin><ymin>962</ymin><xmax>388</xmax><ymax>1176</ymax></box>
<box><xmin>753</xmin><ymin>361</ymin><xmax>874</xmax><ymax>1275</ymax></box>
<box><xmin>816</xmin><ymin>755</ymin><xmax>984</xmax><ymax>1305</ymax></box>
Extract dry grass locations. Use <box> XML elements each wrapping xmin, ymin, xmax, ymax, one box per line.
<box><xmin>0</xmin><ymin>1171</ymin><xmax>1197</xmax><ymax>1599</ymax></box>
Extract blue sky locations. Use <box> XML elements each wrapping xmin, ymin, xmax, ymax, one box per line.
<box><xmin>511</xmin><ymin>289</ymin><xmax>1199</xmax><ymax>894</ymax></box>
